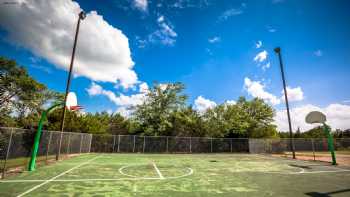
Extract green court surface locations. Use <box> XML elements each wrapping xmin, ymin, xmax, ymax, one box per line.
<box><xmin>1</xmin><ymin>154</ymin><xmax>350</xmax><ymax>197</ymax></box>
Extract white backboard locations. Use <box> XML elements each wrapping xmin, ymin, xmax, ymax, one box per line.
<box><xmin>66</xmin><ymin>92</ymin><xmax>78</xmax><ymax>110</ymax></box>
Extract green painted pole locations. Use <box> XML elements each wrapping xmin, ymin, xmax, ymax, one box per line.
<box><xmin>28</xmin><ymin>103</ymin><xmax>62</xmax><ymax>171</ymax></box>
<box><xmin>323</xmin><ymin>123</ymin><xmax>337</xmax><ymax>165</ymax></box>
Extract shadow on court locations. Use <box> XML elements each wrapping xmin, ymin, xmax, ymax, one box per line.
<box><xmin>305</xmin><ymin>189</ymin><xmax>350</xmax><ymax>197</ymax></box>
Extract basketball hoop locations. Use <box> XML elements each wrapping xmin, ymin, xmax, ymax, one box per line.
<box><xmin>305</xmin><ymin>111</ymin><xmax>326</xmax><ymax>124</ymax></box>
<box><xmin>69</xmin><ymin>105</ymin><xmax>83</xmax><ymax>111</ymax></box>
<box><xmin>305</xmin><ymin>111</ymin><xmax>337</xmax><ymax>165</ymax></box>
<box><xmin>66</xmin><ymin>92</ymin><xmax>83</xmax><ymax>111</ymax></box>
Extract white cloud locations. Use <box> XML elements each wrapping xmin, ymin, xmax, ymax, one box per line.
<box><xmin>159</xmin><ymin>83</ymin><xmax>168</xmax><ymax>91</ymax></box>
<box><xmin>254</xmin><ymin>50</ymin><xmax>268</xmax><ymax>62</ymax></box>
<box><xmin>86</xmin><ymin>82</ymin><xmax>103</xmax><ymax>96</ymax></box>
<box><xmin>0</xmin><ymin>0</ymin><xmax>137</xmax><ymax>89</ymax></box>
<box><xmin>262</xmin><ymin>62</ymin><xmax>271</xmax><ymax>71</ymax></box>
<box><xmin>205</xmin><ymin>48</ymin><xmax>213</xmax><ymax>55</ymax></box>
<box><xmin>314</xmin><ymin>50</ymin><xmax>323</xmax><ymax>57</ymax></box>
<box><xmin>266</xmin><ymin>25</ymin><xmax>277</xmax><ymax>32</ymax></box>
<box><xmin>170</xmin><ymin>0</ymin><xmax>210</xmax><ymax>9</ymax></box>
<box><xmin>135</xmin><ymin>36</ymin><xmax>147</xmax><ymax>48</ymax></box>
<box><xmin>219</xmin><ymin>8</ymin><xmax>243</xmax><ymax>20</ymax></box>
<box><xmin>157</xmin><ymin>15</ymin><xmax>164</xmax><ymax>23</ymax></box>
<box><xmin>274</xmin><ymin>104</ymin><xmax>350</xmax><ymax>131</ymax></box>
<box><xmin>244</xmin><ymin>77</ymin><xmax>281</xmax><ymax>105</ymax></box>
<box><xmin>282</xmin><ymin>86</ymin><xmax>304</xmax><ymax>102</ymax></box>
<box><xmin>256</xmin><ymin>41</ymin><xmax>262</xmax><ymax>48</ymax></box>
<box><xmin>208</xmin><ymin>36</ymin><xmax>221</xmax><ymax>43</ymax></box>
<box><xmin>116</xmin><ymin>106</ymin><xmax>133</xmax><ymax>117</ymax></box>
<box><xmin>244</xmin><ymin>78</ymin><xmax>305</xmax><ymax>105</ymax></box>
<box><xmin>86</xmin><ymin>82</ymin><xmax>148</xmax><ymax>116</ymax></box>
<box><xmin>225</xmin><ymin>100</ymin><xmax>236</xmax><ymax>105</ymax></box>
<box><xmin>194</xmin><ymin>96</ymin><xmax>217</xmax><ymax>113</ymax></box>
<box><xmin>343</xmin><ymin>100</ymin><xmax>350</xmax><ymax>103</ymax></box>
<box><xmin>139</xmin><ymin>82</ymin><xmax>149</xmax><ymax>93</ymax></box>
<box><xmin>148</xmin><ymin>15</ymin><xmax>177</xmax><ymax>46</ymax></box>
<box><xmin>272</xmin><ymin>0</ymin><xmax>285</xmax><ymax>4</ymax></box>
<box><xmin>133</xmin><ymin>0</ymin><xmax>148</xmax><ymax>12</ymax></box>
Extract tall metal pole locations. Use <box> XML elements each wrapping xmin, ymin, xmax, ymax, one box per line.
<box><xmin>274</xmin><ymin>47</ymin><xmax>296</xmax><ymax>159</ymax></box>
<box><xmin>56</xmin><ymin>11</ymin><xmax>86</xmax><ymax>160</ymax></box>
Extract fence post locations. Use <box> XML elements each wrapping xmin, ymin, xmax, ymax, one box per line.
<box><xmin>166</xmin><ymin>137</ymin><xmax>169</xmax><ymax>153</ymax></box>
<box><xmin>211</xmin><ymin>138</ymin><xmax>213</xmax><ymax>153</ymax></box>
<box><xmin>66</xmin><ymin>133</ymin><xmax>71</xmax><ymax>155</ymax></box>
<box><xmin>117</xmin><ymin>135</ymin><xmax>120</xmax><ymax>153</ymax></box>
<box><xmin>88</xmin><ymin>134</ymin><xmax>92</xmax><ymax>153</ymax></box>
<box><xmin>133</xmin><ymin>135</ymin><xmax>136</xmax><ymax>153</ymax></box>
<box><xmin>2</xmin><ymin>129</ymin><xmax>14</xmax><ymax>179</ymax></box>
<box><xmin>46</xmin><ymin>132</ymin><xmax>53</xmax><ymax>162</ymax></box>
<box><xmin>189</xmin><ymin>137</ymin><xmax>192</xmax><ymax>153</ymax></box>
<box><xmin>143</xmin><ymin>136</ymin><xmax>146</xmax><ymax>153</ymax></box>
<box><xmin>311</xmin><ymin>139</ymin><xmax>316</xmax><ymax>161</ymax></box>
<box><xmin>230</xmin><ymin>138</ymin><xmax>233</xmax><ymax>153</ymax></box>
<box><xmin>79</xmin><ymin>133</ymin><xmax>83</xmax><ymax>154</ymax></box>
<box><xmin>112</xmin><ymin>135</ymin><xmax>116</xmax><ymax>153</ymax></box>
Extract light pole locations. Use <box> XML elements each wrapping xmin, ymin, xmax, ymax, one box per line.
<box><xmin>56</xmin><ymin>11</ymin><xmax>86</xmax><ymax>160</ymax></box>
<box><xmin>274</xmin><ymin>47</ymin><xmax>296</xmax><ymax>159</ymax></box>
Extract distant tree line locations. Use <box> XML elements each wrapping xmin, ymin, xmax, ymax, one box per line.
<box><xmin>1</xmin><ymin>57</ymin><xmax>349</xmax><ymax>138</ymax></box>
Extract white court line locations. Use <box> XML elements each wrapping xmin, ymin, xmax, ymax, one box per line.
<box><xmin>299</xmin><ymin>169</ymin><xmax>350</xmax><ymax>174</ymax></box>
<box><xmin>152</xmin><ymin>162</ymin><xmax>165</xmax><ymax>179</ymax></box>
<box><xmin>17</xmin><ymin>155</ymin><xmax>101</xmax><ymax>197</ymax></box>
<box><xmin>0</xmin><ymin>168</ymin><xmax>194</xmax><ymax>183</ymax></box>
<box><xmin>1</xmin><ymin>177</ymin><xmax>161</xmax><ymax>183</ymax></box>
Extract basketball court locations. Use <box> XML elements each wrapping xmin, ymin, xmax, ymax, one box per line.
<box><xmin>1</xmin><ymin>153</ymin><xmax>350</xmax><ymax>196</ymax></box>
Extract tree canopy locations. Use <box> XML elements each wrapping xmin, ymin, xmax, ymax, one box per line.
<box><xmin>2</xmin><ymin>56</ymin><xmax>347</xmax><ymax>138</ymax></box>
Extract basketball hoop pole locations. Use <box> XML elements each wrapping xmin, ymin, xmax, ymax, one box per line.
<box><xmin>56</xmin><ymin>11</ymin><xmax>86</xmax><ymax>161</ymax></box>
<box><xmin>274</xmin><ymin>47</ymin><xmax>296</xmax><ymax>159</ymax></box>
<box><xmin>28</xmin><ymin>103</ymin><xmax>62</xmax><ymax>171</ymax></box>
<box><xmin>323</xmin><ymin>123</ymin><xmax>337</xmax><ymax>165</ymax></box>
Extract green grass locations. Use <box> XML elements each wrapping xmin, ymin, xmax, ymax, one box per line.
<box><xmin>1</xmin><ymin>153</ymin><xmax>350</xmax><ymax>196</ymax></box>
<box><xmin>2</xmin><ymin>155</ymin><xmax>56</xmax><ymax>169</ymax></box>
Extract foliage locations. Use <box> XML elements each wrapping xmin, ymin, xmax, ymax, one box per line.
<box><xmin>0</xmin><ymin>57</ymin><xmax>62</xmax><ymax>128</ymax></box>
<box><xmin>300</xmin><ymin>126</ymin><xmax>326</xmax><ymax>138</ymax></box>
<box><xmin>132</xmin><ymin>82</ymin><xmax>187</xmax><ymax>136</ymax></box>
<box><xmin>170</xmin><ymin>106</ymin><xmax>206</xmax><ymax>137</ymax></box>
<box><xmin>279</xmin><ymin>126</ymin><xmax>336</xmax><ymax>138</ymax></box>
<box><xmin>202</xmin><ymin>97</ymin><xmax>277</xmax><ymax>138</ymax></box>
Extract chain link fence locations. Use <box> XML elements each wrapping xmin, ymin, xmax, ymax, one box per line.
<box><xmin>1</xmin><ymin>127</ymin><xmax>350</xmax><ymax>178</ymax></box>
<box><xmin>90</xmin><ymin>134</ymin><xmax>349</xmax><ymax>165</ymax></box>
<box><xmin>90</xmin><ymin>135</ymin><xmax>249</xmax><ymax>153</ymax></box>
<box><xmin>0</xmin><ymin>127</ymin><xmax>92</xmax><ymax>179</ymax></box>
<box><xmin>249</xmin><ymin>138</ymin><xmax>350</xmax><ymax>165</ymax></box>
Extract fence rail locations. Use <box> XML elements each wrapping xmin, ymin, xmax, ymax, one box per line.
<box><xmin>1</xmin><ymin>127</ymin><xmax>350</xmax><ymax>178</ymax></box>
<box><xmin>0</xmin><ymin>127</ymin><xmax>92</xmax><ymax>179</ymax></box>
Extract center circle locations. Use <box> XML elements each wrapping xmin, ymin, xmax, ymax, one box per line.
<box><xmin>118</xmin><ymin>164</ymin><xmax>193</xmax><ymax>179</ymax></box>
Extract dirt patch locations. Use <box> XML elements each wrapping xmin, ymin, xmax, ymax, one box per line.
<box><xmin>273</xmin><ymin>153</ymin><xmax>350</xmax><ymax>166</ymax></box>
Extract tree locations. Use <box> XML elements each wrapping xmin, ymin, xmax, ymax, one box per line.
<box><xmin>202</xmin><ymin>97</ymin><xmax>278</xmax><ymax>138</ymax></box>
<box><xmin>132</xmin><ymin>82</ymin><xmax>187</xmax><ymax>136</ymax></box>
<box><xmin>300</xmin><ymin>126</ymin><xmax>326</xmax><ymax>138</ymax></box>
<box><xmin>108</xmin><ymin>113</ymin><xmax>130</xmax><ymax>135</ymax></box>
<box><xmin>0</xmin><ymin>57</ymin><xmax>62</xmax><ymax>127</ymax></box>
<box><xmin>294</xmin><ymin>127</ymin><xmax>301</xmax><ymax>138</ymax></box>
<box><xmin>170</xmin><ymin>106</ymin><xmax>205</xmax><ymax>137</ymax></box>
<box><xmin>0</xmin><ymin>108</ymin><xmax>16</xmax><ymax>127</ymax></box>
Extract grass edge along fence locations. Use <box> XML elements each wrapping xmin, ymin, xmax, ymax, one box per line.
<box><xmin>0</xmin><ymin>127</ymin><xmax>92</xmax><ymax>179</ymax></box>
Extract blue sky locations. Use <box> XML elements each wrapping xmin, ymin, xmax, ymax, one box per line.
<box><xmin>0</xmin><ymin>0</ymin><xmax>349</xmax><ymax>131</ymax></box>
